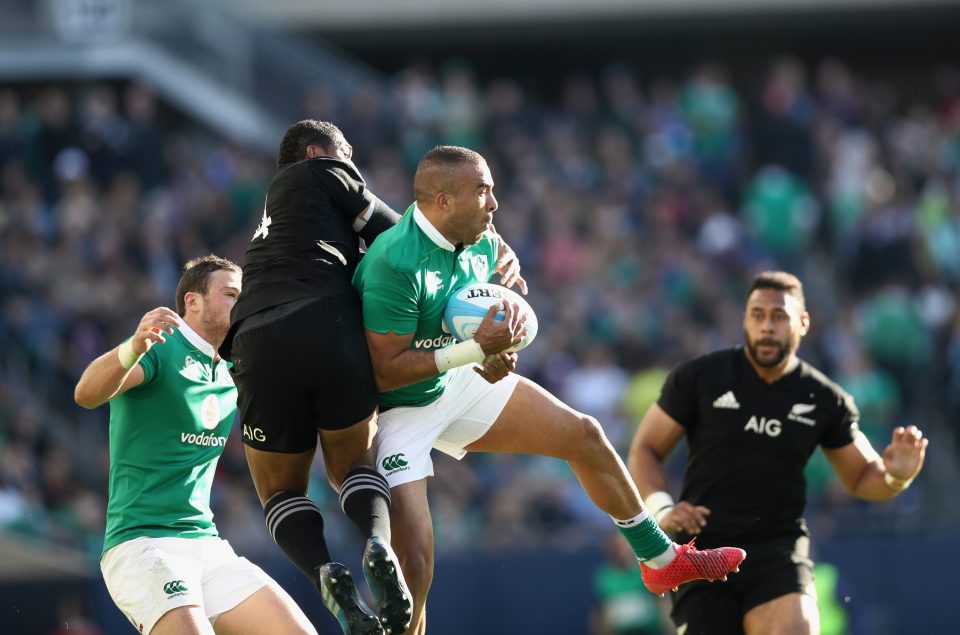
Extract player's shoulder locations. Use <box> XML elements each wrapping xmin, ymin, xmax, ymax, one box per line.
<box><xmin>796</xmin><ymin>359</ymin><xmax>855</xmax><ymax>404</ymax></box>
<box><xmin>308</xmin><ymin>156</ymin><xmax>364</xmax><ymax>181</ymax></box>
<box><xmin>275</xmin><ymin>157</ymin><xmax>363</xmax><ymax>186</ymax></box>
<box><xmin>360</xmin><ymin>209</ymin><xmax>425</xmax><ymax>275</ymax></box>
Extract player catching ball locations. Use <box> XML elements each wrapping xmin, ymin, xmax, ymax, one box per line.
<box><xmin>353</xmin><ymin>145</ymin><xmax>747</xmax><ymax>634</ymax></box>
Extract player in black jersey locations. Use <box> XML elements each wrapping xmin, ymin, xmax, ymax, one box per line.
<box><xmin>224</xmin><ymin>122</ymin><xmax>524</xmax><ymax>635</ymax></box>
<box><xmin>224</xmin><ymin>120</ymin><xmax>411</xmax><ymax>635</ymax></box>
<box><xmin>627</xmin><ymin>271</ymin><xmax>928</xmax><ymax>635</ymax></box>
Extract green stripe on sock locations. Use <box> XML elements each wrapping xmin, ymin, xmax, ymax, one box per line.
<box><xmin>616</xmin><ymin>515</ymin><xmax>673</xmax><ymax>561</ymax></box>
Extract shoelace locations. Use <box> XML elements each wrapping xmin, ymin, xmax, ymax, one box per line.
<box><xmin>675</xmin><ymin>537</ymin><xmax>698</xmax><ymax>557</ymax></box>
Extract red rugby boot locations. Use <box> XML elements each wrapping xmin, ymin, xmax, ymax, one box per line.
<box><xmin>640</xmin><ymin>539</ymin><xmax>746</xmax><ymax>596</ymax></box>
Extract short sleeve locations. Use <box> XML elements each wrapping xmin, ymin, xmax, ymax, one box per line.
<box><xmin>820</xmin><ymin>391</ymin><xmax>860</xmax><ymax>449</ymax></box>
<box><xmin>311</xmin><ymin>160</ymin><xmax>377</xmax><ymax>222</ymax></box>
<box><xmin>360</xmin><ymin>257</ymin><xmax>421</xmax><ymax>335</ymax></box>
<box><xmin>656</xmin><ymin>360</ymin><xmax>699</xmax><ymax>430</ymax></box>
<box><xmin>135</xmin><ymin>338</ymin><xmax>160</xmax><ymax>386</ymax></box>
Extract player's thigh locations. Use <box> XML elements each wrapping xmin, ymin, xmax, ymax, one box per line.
<box><xmin>202</xmin><ymin>538</ymin><xmax>312</xmax><ymax>634</ymax></box>
<box><xmin>465</xmin><ymin>376</ymin><xmax>603</xmax><ymax>458</ymax></box>
<box><xmin>244</xmin><ymin>445</ymin><xmax>316</xmax><ymax>505</ymax></box>
<box><xmin>213</xmin><ymin>584</ymin><xmax>315</xmax><ymax>635</ymax></box>
<box><xmin>153</xmin><ymin>606</ymin><xmax>214</xmax><ymax>635</ymax></box>
<box><xmin>743</xmin><ymin>592</ymin><xmax>818</xmax><ymax>635</ymax></box>
<box><xmin>317</xmin><ymin>410</ymin><xmax>379</xmax><ymax>489</ymax></box>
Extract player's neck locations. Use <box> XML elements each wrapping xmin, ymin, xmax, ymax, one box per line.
<box><xmin>744</xmin><ymin>350</ymin><xmax>799</xmax><ymax>384</ymax></box>
<box><xmin>182</xmin><ymin>317</ymin><xmax>223</xmax><ymax>363</ymax></box>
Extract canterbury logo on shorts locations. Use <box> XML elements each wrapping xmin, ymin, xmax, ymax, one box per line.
<box><xmin>381</xmin><ymin>453</ymin><xmax>408</xmax><ymax>472</ymax></box>
<box><xmin>163</xmin><ymin>580</ymin><xmax>189</xmax><ymax>595</ymax></box>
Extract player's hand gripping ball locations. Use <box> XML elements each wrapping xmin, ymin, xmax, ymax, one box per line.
<box><xmin>443</xmin><ymin>283</ymin><xmax>538</xmax><ymax>352</ymax></box>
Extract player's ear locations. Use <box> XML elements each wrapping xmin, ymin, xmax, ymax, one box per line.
<box><xmin>436</xmin><ymin>190</ymin><xmax>450</xmax><ymax>211</ymax></box>
<box><xmin>184</xmin><ymin>290</ymin><xmax>201</xmax><ymax>314</ymax></box>
<box><xmin>799</xmin><ymin>311</ymin><xmax>811</xmax><ymax>336</ymax></box>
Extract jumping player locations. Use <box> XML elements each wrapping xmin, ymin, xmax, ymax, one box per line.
<box><xmin>223</xmin><ymin>120</ymin><xmax>410</xmax><ymax>635</ymax></box>
<box><xmin>224</xmin><ymin>122</ymin><xmax>523</xmax><ymax>634</ymax></box>
<box><xmin>353</xmin><ymin>145</ymin><xmax>747</xmax><ymax>634</ymax></box>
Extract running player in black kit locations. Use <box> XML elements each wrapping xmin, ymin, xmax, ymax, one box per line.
<box><xmin>223</xmin><ymin>120</ymin><xmax>409</xmax><ymax>635</ymax></box>
<box><xmin>627</xmin><ymin>271</ymin><xmax>928</xmax><ymax>635</ymax></box>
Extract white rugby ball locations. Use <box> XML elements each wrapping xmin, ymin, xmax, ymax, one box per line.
<box><xmin>443</xmin><ymin>283</ymin><xmax>538</xmax><ymax>352</ymax></box>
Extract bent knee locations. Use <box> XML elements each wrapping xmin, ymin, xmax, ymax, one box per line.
<box><xmin>570</xmin><ymin>415</ymin><xmax>611</xmax><ymax>454</ymax></box>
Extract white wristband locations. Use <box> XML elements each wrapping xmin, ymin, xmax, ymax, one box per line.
<box><xmin>434</xmin><ymin>339</ymin><xmax>486</xmax><ymax>373</ymax></box>
<box><xmin>117</xmin><ymin>339</ymin><xmax>143</xmax><ymax>370</ymax></box>
<box><xmin>884</xmin><ymin>471</ymin><xmax>913</xmax><ymax>491</ymax></box>
<box><xmin>645</xmin><ymin>491</ymin><xmax>676</xmax><ymax>521</ymax></box>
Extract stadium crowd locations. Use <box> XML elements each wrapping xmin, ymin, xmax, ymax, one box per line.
<box><xmin>0</xmin><ymin>54</ymin><xmax>955</xmax><ymax>579</ymax></box>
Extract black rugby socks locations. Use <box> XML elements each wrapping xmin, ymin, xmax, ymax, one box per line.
<box><xmin>264</xmin><ymin>491</ymin><xmax>332</xmax><ymax>587</ymax></box>
<box><xmin>339</xmin><ymin>466</ymin><xmax>393</xmax><ymax>542</ymax></box>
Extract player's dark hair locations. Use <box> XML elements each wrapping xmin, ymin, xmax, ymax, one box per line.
<box><xmin>276</xmin><ymin>119</ymin><xmax>342</xmax><ymax>171</ymax></box>
<box><xmin>414</xmin><ymin>145</ymin><xmax>484</xmax><ymax>204</ymax></box>
<box><xmin>748</xmin><ymin>271</ymin><xmax>806</xmax><ymax>310</ymax></box>
<box><xmin>175</xmin><ymin>255</ymin><xmax>241</xmax><ymax>316</ymax></box>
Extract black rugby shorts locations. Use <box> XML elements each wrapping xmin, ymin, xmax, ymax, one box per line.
<box><xmin>669</xmin><ymin>535</ymin><xmax>815</xmax><ymax>635</ymax></box>
<box><xmin>229</xmin><ymin>293</ymin><xmax>379</xmax><ymax>453</ymax></box>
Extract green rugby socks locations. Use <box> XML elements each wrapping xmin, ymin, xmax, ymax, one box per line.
<box><xmin>611</xmin><ymin>511</ymin><xmax>676</xmax><ymax>568</ymax></box>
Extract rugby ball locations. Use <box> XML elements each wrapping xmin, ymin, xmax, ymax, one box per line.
<box><xmin>443</xmin><ymin>283</ymin><xmax>538</xmax><ymax>352</ymax></box>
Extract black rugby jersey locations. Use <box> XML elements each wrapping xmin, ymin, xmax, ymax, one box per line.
<box><xmin>224</xmin><ymin>157</ymin><xmax>396</xmax><ymax>356</ymax></box>
<box><xmin>657</xmin><ymin>347</ymin><xmax>858</xmax><ymax>546</ymax></box>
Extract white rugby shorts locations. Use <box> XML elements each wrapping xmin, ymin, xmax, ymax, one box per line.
<box><xmin>376</xmin><ymin>366</ymin><xmax>520</xmax><ymax>487</ymax></box>
<box><xmin>100</xmin><ymin>536</ymin><xmax>271</xmax><ymax>634</ymax></box>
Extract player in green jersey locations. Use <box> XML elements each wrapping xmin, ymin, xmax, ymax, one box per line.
<box><xmin>75</xmin><ymin>255</ymin><xmax>315</xmax><ymax>635</ymax></box>
<box><xmin>354</xmin><ymin>146</ymin><xmax>746</xmax><ymax>634</ymax></box>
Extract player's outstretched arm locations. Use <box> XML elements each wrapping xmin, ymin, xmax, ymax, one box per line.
<box><xmin>74</xmin><ymin>307</ymin><xmax>180</xmax><ymax>409</ymax></box>
<box><xmin>824</xmin><ymin>425</ymin><xmax>928</xmax><ymax>500</ymax></box>
<box><xmin>628</xmin><ymin>404</ymin><xmax>710</xmax><ymax>534</ymax></box>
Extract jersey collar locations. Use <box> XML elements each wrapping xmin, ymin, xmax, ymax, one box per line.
<box><xmin>413</xmin><ymin>204</ymin><xmax>456</xmax><ymax>252</ymax></box>
<box><xmin>178</xmin><ymin>320</ymin><xmax>216</xmax><ymax>360</ymax></box>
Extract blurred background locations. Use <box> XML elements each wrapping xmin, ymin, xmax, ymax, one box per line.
<box><xmin>1</xmin><ymin>0</ymin><xmax>959</xmax><ymax>633</ymax></box>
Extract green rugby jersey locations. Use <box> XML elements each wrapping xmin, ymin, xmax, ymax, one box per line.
<box><xmin>102</xmin><ymin>322</ymin><xmax>237</xmax><ymax>554</ymax></box>
<box><xmin>353</xmin><ymin>203</ymin><xmax>500</xmax><ymax>409</ymax></box>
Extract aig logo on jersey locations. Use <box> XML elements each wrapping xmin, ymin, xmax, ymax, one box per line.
<box><xmin>744</xmin><ymin>416</ymin><xmax>782</xmax><ymax>437</ymax></box>
<box><xmin>243</xmin><ymin>425</ymin><xmax>267</xmax><ymax>442</ymax></box>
